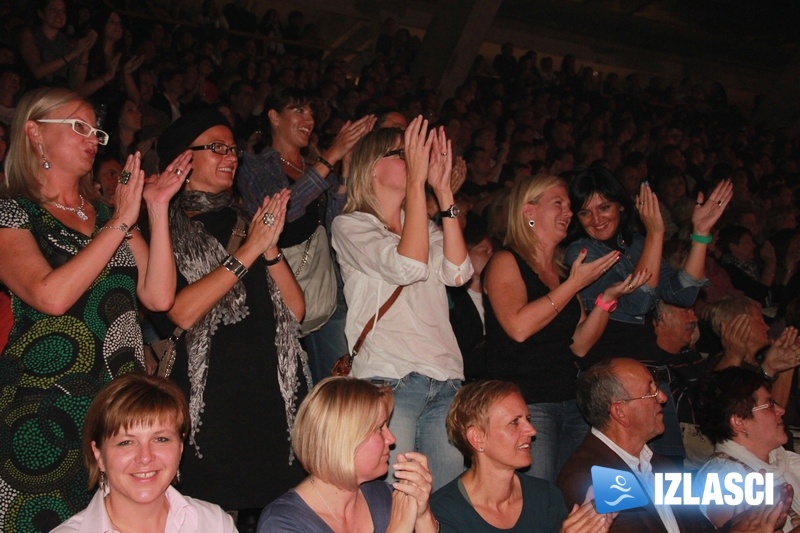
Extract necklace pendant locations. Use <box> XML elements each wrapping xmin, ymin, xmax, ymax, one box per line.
<box><xmin>76</xmin><ymin>209</ymin><xmax>88</xmax><ymax>221</ymax></box>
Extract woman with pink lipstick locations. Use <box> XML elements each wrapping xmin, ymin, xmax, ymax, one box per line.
<box><xmin>482</xmin><ymin>174</ymin><xmax>647</xmax><ymax>483</ymax></box>
<box><xmin>0</xmin><ymin>87</ymin><xmax>185</xmax><ymax>531</ymax></box>
<box><xmin>259</xmin><ymin>377</ymin><xmax>438</xmax><ymax>533</ymax></box>
<box><xmin>52</xmin><ymin>373</ymin><xmax>236</xmax><ymax>532</ymax></box>
<box><xmin>432</xmin><ymin>380</ymin><xmax>615</xmax><ymax>532</ymax></box>
<box><xmin>153</xmin><ymin>108</ymin><xmax>308</xmax><ymax>528</ymax></box>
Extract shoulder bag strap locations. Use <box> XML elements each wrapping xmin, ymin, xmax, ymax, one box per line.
<box><xmin>351</xmin><ymin>286</ymin><xmax>403</xmax><ymax>357</ymax></box>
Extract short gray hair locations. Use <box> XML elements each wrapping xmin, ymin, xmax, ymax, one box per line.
<box><xmin>576</xmin><ymin>359</ymin><xmax>628</xmax><ymax>430</ymax></box>
<box><xmin>710</xmin><ymin>296</ymin><xmax>760</xmax><ymax>337</ymax></box>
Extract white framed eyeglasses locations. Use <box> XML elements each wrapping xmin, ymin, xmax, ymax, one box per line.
<box><xmin>36</xmin><ymin>119</ymin><xmax>109</xmax><ymax>145</ymax></box>
<box><xmin>751</xmin><ymin>398</ymin><xmax>777</xmax><ymax>413</ymax></box>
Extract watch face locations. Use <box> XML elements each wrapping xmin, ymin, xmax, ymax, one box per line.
<box><xmin>450</xmin><ymin>204</ymin><xmax>461</xmax><ymax>218</ymax></box>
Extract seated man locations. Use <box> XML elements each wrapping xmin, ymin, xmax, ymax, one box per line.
<box><xmin>557</xmin><ymin>358</ymin><xmax>711</xmax><ymax>532</ymax></box>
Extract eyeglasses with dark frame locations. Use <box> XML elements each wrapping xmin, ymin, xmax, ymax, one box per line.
<box><xmin>383</xmin><ymin>148</ymin><xmax>405</xmax><ymax>160</ymax></box>
<box><xmin>751</xmin><ymin>398</ymin><xmax>777</xmax><ymax>413</ymax></box>
<box><xmin>36</xmin><ymin>119</ymin><xmax>109</xmax><ymax>145</ymax></box>
<box><xmin>188</xmin><ymin>142</ymin><xmax>241</xmax><ymax>157</ymax></box>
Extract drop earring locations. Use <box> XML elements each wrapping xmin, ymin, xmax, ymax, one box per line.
<box><xmin>528</xmin><ymin>219</ymin><xmax>535</xmax><ymax>227</ymax></box>
<box><xmin>38</xmin><ymin>143</ymin><xmax>50</xmax><ymax>170</ymax></box>
<box><xmin>100</xmin><ymin>471</ymin><xmax>109</xmax><ymax>496</ymax></box>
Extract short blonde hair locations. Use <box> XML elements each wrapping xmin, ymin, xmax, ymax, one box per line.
<box><xmin>3</xmin><ymin>87</ymin><xmax>97</xmax><ymax>202</ymax></box>
<box><xmin>446</xmin><ymin>380</ymin><xmax>522</xmax><ymax>460</ymax></box>
<box><xmin>504</xmin><ymin>174</ymin><xmax>566</xmax><ymax>275</ymax></box>
<box><xmin>710</xmin><ymin>296</ymin><xmax>760</xmax><ymax>337</ymax></box>
<box><xmin>292</xmin><ymin>377</ymin><xmax>393</xmax><ymax>490</ymax></box>
<box><xmin>82</xmin><ymin>374</ymin><xmax>189</xmax><ymax>490</ymax></box>
<box><xmin>343</xmin><ymin>127</ymin><xmax>402</xmax><ymax>225</ymax></box>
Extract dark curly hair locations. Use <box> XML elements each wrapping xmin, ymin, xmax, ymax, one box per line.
<box><xmin>692</xmin><ymin>367</ymin><xmax>766</xmax><ymax>445</ymax></box>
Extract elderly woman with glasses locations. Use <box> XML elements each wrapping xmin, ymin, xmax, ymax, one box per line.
<box><xmin>0</xmin><ymin>87</ymin><xmax>185</xmax><ymax>531</ymax></box>
<box><xmin>152</xmin><ymin>108</ymin><xmax>309</xmax><ymax>528</ymax></box>
<box><xmin>693</xmin><ymin>367</ymin><xmax>800</xmax><ymax>531</ymax></box>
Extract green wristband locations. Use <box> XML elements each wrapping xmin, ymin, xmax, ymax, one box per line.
<box><xmin>691</xmin><ymin>233</ymin><xmax>712</xmax><ymax>244</ymax></box>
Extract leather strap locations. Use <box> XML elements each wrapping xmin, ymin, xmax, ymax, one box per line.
<box><xmin>351</xmin><ymin>286</ymin><xmax>403</xmax><ymax>356</ymax></box>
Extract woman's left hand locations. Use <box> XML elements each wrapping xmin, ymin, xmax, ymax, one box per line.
<box><xmin>635</xmin><ymin>182</ymin><xmax>664</xmax><ymax>236</ymax></box>
<box><xmin>601</xmin><ymin>269</ymin><xmax>652</xmax><ymax>300</ymax></box>
<box><xmin>392</xmin><ymin>451</ymin><xmax>433</xmax><ymax>518</ymax></box>
<box><xmin>427</xmin><ymin>127</ymin><xmax>453</xmax><ymax>196</ymax></box>
<box><xmin>143</xmin><ymin>151</ymin><xmax>191</xmax><ymax>207</ymax></box>
<box><xmin>691</xmin><ymin>179</ymin><xmax>733</xmax><ymax>235</ymax></box>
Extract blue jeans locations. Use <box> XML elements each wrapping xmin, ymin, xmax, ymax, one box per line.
<box><xmin>303</xmin><ymin>282</ymin><xmax>348</xmax><ymax>384</ymax></box>
<box><xmin>368</xmin><ymin>372</ymin><xmax>464</xmax><ymax>492</ymax></box>
<box><xmin>526</xmin><ymin>399</ymin><xmax>588</xmax><ymax>483</ymax></box>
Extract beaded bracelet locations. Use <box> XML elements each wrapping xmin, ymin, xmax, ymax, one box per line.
<box><xmin>222</xmin><ymin>255</ymin><xmax>248</xmax><ymax>279</ymax></box>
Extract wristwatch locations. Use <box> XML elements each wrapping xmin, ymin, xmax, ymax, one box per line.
<box><xmin>594</xmin><ymin>294</ymin><xmax>618</xmax><ymax>313</ymax></box>
<box><xmin>440</xmin><ymin>204</ymin><xmax>460</xmax><ymax>219</ymax></box>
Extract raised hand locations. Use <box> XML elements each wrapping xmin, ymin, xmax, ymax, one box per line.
<box><xmin>692</xmin><ymin>179</ymin><xmax>733</xmax><ymax>236</ymax></box>
<box><xmin>427</xmin><ymin>127</ymin><xmax>452</xmax><ymax>195</ymax></box>
<box><xmin>763</xmin><ymin>326</ymin><xmax>800</xmax><ymax>374</ymax></box>
<box><xmin>404</xmin><ymin>115</ymin><xmax>433</xmax><ymax>187</ymax></box>
<box><xmin>123</xmin><ymin>55</ymin><xmax>145</xmax><ymax>76</ymax></box>
<box><xmin>720</xmin><ymin>314</ymin><xmax>752</xmax><ymax>365</ymax></box>
<box><xmin>635</xmin><ymin>182</ymin><xmax>664</xmax><ymax>236</ymax></box>
<box><xmin>326</xmin><ymin>114</ymin><xmax>377</xmax><ymax>164</ymax></box>
<box><xmin>567</xmin><ymin>248</ymin><xmax>621</xmax><ymax>291</ymax></box>
<box><xmin>450</xmin><ymin>156</ymin><xmax>467</xmax><ymax>194</ymax></box>
<box><xmin>143</xmin><ymin>150</ymin><xmax>191</xmax><ymax>208</ymax></box>
<box><xmin>112</xmin><ymin>152</ymin><xmax>145</xmax><ymax>227</ymax></box>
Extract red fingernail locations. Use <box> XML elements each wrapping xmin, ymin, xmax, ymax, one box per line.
<box><xmin>581</xmin><ymin>248</ymin><xmax>586</xmax><ymax>254</ymax></box>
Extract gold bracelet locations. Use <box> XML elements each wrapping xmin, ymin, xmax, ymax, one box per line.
<box><xmin>546</xmin><ymin>294</ymin><xmax>559</xmax><ymax>314</ymax></box>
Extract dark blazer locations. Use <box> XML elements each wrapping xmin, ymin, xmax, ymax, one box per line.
<box><xmin>556</xmin><ymin>431</ymin><xmax>713</xmax><ymax>533</ymax></box>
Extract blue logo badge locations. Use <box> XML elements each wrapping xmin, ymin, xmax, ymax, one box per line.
<box><xmin>591</xmin><ymin>466</ymin><xmax>650</xmax><ymax>513</ymax></box>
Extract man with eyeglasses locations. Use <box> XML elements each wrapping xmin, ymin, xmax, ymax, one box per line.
<box><xmin>557</xmin><ymin>358</ymin><xmax>710</xmax><ymax>532</ymax></box>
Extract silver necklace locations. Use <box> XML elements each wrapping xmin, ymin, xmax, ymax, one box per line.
<box><xmin>310</xmin><ymin>477</ymin><xmax>354</xmax><ymax>533</ymax></box>
<box><xmin>52</xmin><ymin>195</ymin><xmax>88</xmax><ymax>221</ymax></box>
<box><xmin>280</xmin><ymin>156</ymin><xmax>306</xmax><ymax>174</ymax></box>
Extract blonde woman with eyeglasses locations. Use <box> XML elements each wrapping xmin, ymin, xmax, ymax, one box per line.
<box><xmin>0</xmin><ymin>86</ymin><xmax>185</xmax><ymax>531</ymax></box>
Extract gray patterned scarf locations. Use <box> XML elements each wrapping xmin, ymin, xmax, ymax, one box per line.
<box><xmin>170</xmin><ymin>190</ymin><xmax>310</xmax><ymax>461</ymax></box>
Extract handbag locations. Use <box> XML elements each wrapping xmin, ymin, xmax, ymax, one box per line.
<box><xmin>282</xmin><ymin>224</ymin><xmax>337</xmax><ymax>336</ymax></box>
<box><xmin>331</xmin><ymin>286</ymin><xmax>403</xmax><ymax>377</ymax></box>
<box><xmin>144</xmin><ymin>215</ymin><xmax>248</xmax><ymax>378</ymax></box>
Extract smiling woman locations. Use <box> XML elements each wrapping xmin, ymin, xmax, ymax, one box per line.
<box><xmin>51</xmin><ymin>374</ymin><xmax>236</xmax><ymax>532</ymax></box>
<box><xmin>482</xmin><ymin>174</ymin><xmax>646</xmax><ymax>483</ymax></box>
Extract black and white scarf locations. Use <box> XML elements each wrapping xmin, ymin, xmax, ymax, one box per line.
<box><xmin>170</xmin><ymin>190</ymin><xmax>310</xmax><ymax>461</ymax></box>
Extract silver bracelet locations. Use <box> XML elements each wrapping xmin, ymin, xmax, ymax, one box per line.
<box><xmin>222</xmin><ymin>255</ymin><xmax>248</xmax><ymax>279</ymax></box>
<box><xmin>99</xmin><ymin>223</ymin><xmax>132</xmax><ymax>239</ymax></box>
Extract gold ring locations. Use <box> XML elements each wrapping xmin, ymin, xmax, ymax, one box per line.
<box><xmin>119</xmin><ymin>170</ymin><xmax>131</xmax><ymax>184</ymax></box>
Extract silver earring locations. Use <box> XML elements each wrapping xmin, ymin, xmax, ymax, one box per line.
<box><xmin>38</xmin><ymin>143</ymin><xmax>50</xmax><ymax>170</ymax></box>
<box><xmin>100</xmin><ymin>471</ymin><xmax>109</xmax><ymax>496</ymax></box>
<box><xmin>528</xmin><ymin>219</ymin><xmax>535</xmax><ymax>227</ymax></box>
<box><xmin>478</xmin><ymin>447</ymin><xmax>484</xmax><ymax>452</ymax></box>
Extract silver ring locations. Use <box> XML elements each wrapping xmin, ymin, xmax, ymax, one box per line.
<box><xmin>602</xmin><ymin>268</ymin><xmax>607</xmax><ymax>274</ymax></box>
<box><xmin>262</xmin><ymin>213</ymin><xmax>275</xmax><ymax>227</ymax></box>
<box><xmin>628</xmin><ymin>284</ymin><xmax>633</xmax><ymax>290</ymax></box>
<box><xmin>717</xmin><ymin>200</ymin><xmax>722</xmax><ymax>206</ymax></box>
<box><xmin>176</xmin><ymin>169</ymin><xmax>182</xmax><ymax>175</ymax></box>
<box><xmin>441</xmin><ymin>152</ymin><xmax>447</xmax><ymax>156</ymax></box>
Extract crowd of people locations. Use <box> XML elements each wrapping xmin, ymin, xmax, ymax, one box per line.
<box><xmin>0</xmin><ymin>0</ymin><xmax>799</xmax><ymax>532</ymax></box>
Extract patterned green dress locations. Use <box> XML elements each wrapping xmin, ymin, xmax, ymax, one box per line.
<box><xmin>0</xmin><ymin>197</ymin><xmax>144</xmax><ymax>532</ymax></box>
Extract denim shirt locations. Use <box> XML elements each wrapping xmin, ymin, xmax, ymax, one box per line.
<box><xmin>564</xmin><ymin>234</ymin><xmax>708</xmax><ymax>325</ymax></box>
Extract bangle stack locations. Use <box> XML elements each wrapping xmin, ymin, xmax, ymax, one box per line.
<box><xmin>222</xmin><ymin>255</ymin><xmax>248</xmax><ymax>279</ymax></box>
